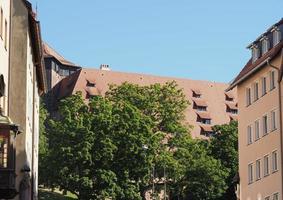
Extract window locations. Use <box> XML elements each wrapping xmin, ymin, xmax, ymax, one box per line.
<box><xmin>273</xmin><ymin>193</ymin><xmax>279</xmax><ymax>200</ymax></box>
<box><xmin>253</xmin><ymin>82</ymin><xmax>259</xmax><ymax>101</ymax></box>
<box><xmin>0</xmin><ymin>8</ymin><xmax>3</xmax><ymax>39</ymax></box>
<box><xmin>262</xmin><ymin>38</ymin><xmax>270</xmax><ymax>54</ymax></box>
<box><xmin>263</xmin><ymin>115</ymin><xmax>268</xmax><ymax>136</ymax></box>
<box><xmin>255</xmin><ymin>120</ymin><xmax>260</xmax><ymax>140</ymax></box>
<box><xmin>4</xmin><ymin>19</ymin><xmax>7</xmax><ymax>49</ymax></box>
<box><xmin>264</xmin><ymin>155</ymin><xmax>269</xmax><ymax>176</ymax></box>
<box><xmin>246</xmin><ymin>88</ymin><xmax>251</xmax><ymax>106</ymax></box>
<box><xmin>262</xmin><ymin>77</ymin><xmax>267</xmax><ymax>96</ymax></box>
<box><xmin>201</xmin><ymin>119</ymin><xmax>211</xmax><ymax>125</ymax></box>
<box><xmin>272</xmin><ymin>151</ymin><xmax>278</xmax><ymax>172</ymax></box>
<box><xmin>252</xmin><ymin>46</ymin><xmax>260</xmax><ymax>63</ymax></box>
<box><xmin>0</xmin><ymin>133</ymin><xmax>9</xmax><ymax>168</ymax></box>
<box><xmin>247</xmin><ymin>125</ymin><xmax>252</xmax><ymax>145</ymax></box>
<box><xmin>265</xmin><ymin>197</ymin><xmax>270</xmax><ymax>200</ymax></box>
<box><xmin>256</xmin><ymin>159</ymin><xmax>261</xmax><ymax>180</ymax></box>
<box><xmin>273</xmin><ymin>29</ymin><xmax>281</xmax><ymax>46</ymax></box>
<box><xmin>270</xmin><ymin>71</ymin><xmax>276</xmax><ymax>90</ymax></box>
<box><xmin>248</xmin><ymin>163</ymin><xmax>253</xmax><ymax>184</ymax></box>
<box><xmin>271</xmin><ymin>110</ymin><xmax>277</xmax><ymax>131</ymax></box>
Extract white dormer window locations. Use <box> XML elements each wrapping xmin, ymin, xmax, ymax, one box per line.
<box><xmin>261</xmin><ymin>37</ymin><xmax>270</xmax><ymax>55</ymax></box>
<box><xmin>272</xmin><ymin>28</ymin><xmax>281</xmax><ymax>46</ymax></box>
<box><xmin>251</xmin><ymin>45</ymin><xmax>260</xmax><ymax>63</ymax></box>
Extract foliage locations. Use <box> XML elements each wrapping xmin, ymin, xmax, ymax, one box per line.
<box><xmin>41</xmin><ymin>81</ymin><xmax>237</xmax><ymax>200</ymax></box>
<box><xmin>208</xmin><ymin>120</ymin><xmax>238</xmax><ymax>200</ymax></box>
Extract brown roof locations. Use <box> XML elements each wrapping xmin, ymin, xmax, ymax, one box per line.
<box><xmin>192</xmin><ymin>89</ymin><xmax>201</xmax><ymax>95</ymax></box>
<box><xmin>226</xmin><ymin>102</ymin><xmax>237</xmax><ymax>110</ymax></box>
<box><xmin>200</xmin><ymin>125</ymin><xmax>213</xmax><ymax>132</ymax></box>
<box><xmin>23</xmin><ymin>0</ymin><xmax>46</xmax><ymax>94</ymax></box>
<box><xmin>196</xmin><ymin>111</ymin><xmax>211</xmax><ymax>119</ymax></box>
<box><xmin>53</xmin><ymin>68</ymin><xmax>237</xmax><ymax>138</ymax></box>
<box><xmin>43</xmin><ymin>42</ymin><xmax>79</xmax><ymax>67</ymax></box>
<box><xmin>193</xmin><ymin>99</ymin><xmax>207</xmax><ymax>107</ymax></box>
<box><xmin>225</xmin><ymin>92</ymin><xmax>234</xmax><ymax>99</ymax></box>
<box><xmin>228</xmin><ymin>40</ymin><xmax>283</xmax><ymax>90</ymax></box>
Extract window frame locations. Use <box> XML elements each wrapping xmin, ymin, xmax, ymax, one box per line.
<box><xmin>272</xmin><ymin>150</ymin><xmax>278</xmax><ymax>173</ymax></box>
<box><xmin>253</xmin><ymin>82</ymin><xmax>259</xmax><ymax>102</ymax></box>
<box><xmin>273</xmin><ymin>192</ymin><xmax>279</xmax><ymax>200</ymax></box>
<box><xmin>247</xmin><ymin>125</ymin><xmax>252</xmax><ymax>145</ymax></box>
<box><xmin>271</xmin><ymin>109</ymin><xmax>277</xmax><ymax>132</ymax></box>
<box><xmin>248</xmin><ymin>163</ymin><xmax>254</xmax><ymax>184</ymax></box>
<box><xmin>264</xmin><ymin>154</ymin><xmax>270</xmax><ymax>177</ymax></box>
<box><xmin>262</xmin><ymin>115</ymin><xmax>269</xmax><ymax>136</ymax></box>
<box><xmin>255</xmin><ymin>159</ymin><xmax>261</xmax><ymax>180</ymax></box>
<box><xmin>255</xmin><ymin>119</ymin><xmax>260</xmax><ymax>141</ymax></box>
<box><xmin>0</xmin><ymin>8</ymin><xmax>3</xmax><ymax>39</ymax></box>
<box><xmin>261</xmin><ymin>38</ymin><xmax>270</xmax><ymax>54</ymax></box>
<box><xmin>270</xmin><ymin>71</ymin><xmax>276</xmax><ymax>91</ymax></box>
<box><xmin>273</xmin><ymin>29</ymin><xmax>281</xmax><ymax>46</ymax></box>
<box><xmin>4</xmin><ymin>19</ymin><xmax>7</xmax><ymax>50</ymax></box>
<box><xmin>261</xmin><ymin>76</ymin><xmax>267</xmax><ymax>96</ymax></box>
<box><xmin>246</xmin><ymin>87</ymin><xmax>251</xmax><ymax>106</ymax></box>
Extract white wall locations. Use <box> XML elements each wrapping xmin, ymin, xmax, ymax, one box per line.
<box><xmin>0</xmin><ymin>0</ymin><xmax>10</xmax><ymax>115</ymax></box>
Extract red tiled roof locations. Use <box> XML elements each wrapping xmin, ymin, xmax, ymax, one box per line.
<box><xmin>228</xmin><ymin>40</ymin><xmax>283</xmax><ymax>90</ymax></box>
<box><xmin>192</xmin><ymin>89</ymin><xmax>201</xmax><ymax>95</ymax></box>
<box><xmin>193</xmin><ymin>99</ymin><xmax>207</xmax><ymax>107</ymax></box>
<box><xmin>200</xmin><ymin>125</ymin><xmax>213</xmax><ymax>132</ymax></box>
<box><xmin>226</xmin><ymin>102</ymin><xmax>237</xmax><ymax>110</ymax></box>
<box><xmin>196</xmin><ymin>111</ymin><xmax>211</xmax><ymax>119</ymax></box>
<box><xmin>43</xmin><ymin>43</ymin><xmax>79</xmax><ymax>67</ymax></box>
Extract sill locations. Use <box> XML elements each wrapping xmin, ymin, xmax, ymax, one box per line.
<box><xmin>247</xmin><ymin>142</ymin><xmax>252</xmax><ymax>146</ymax></box>
<box><xmin>272</xmin><ymin>169</ymin><xmax>279</xmax><ymax>174</ymax></box>
<box><xmin>261</xmin><ymin>92</ymin><xmax>267</xmax><ymax>97</ymax></box>
<box><xmin>256</xmin><ymin>178</ymin><xmax>261</xmax><ymax>181</ymax></box>
<box><xmin>264</xmin><ymin>173</ymin><xmax>270</xmax><ymax>177</ymax></box>
<box><xmin>262</xmin><ymin>133</ymin><xmax>268</xmax><ymax>137</ymax></box>
<box><xmin>246</xmin><ymin>103</ymin><xmax>251</xmax><ymax>107</ymax></box>
<box><xmin>254</xmin><ymin>98</ymin><xmax>259</xmax><ymax>103</ymax></box>
<box><xmin>270</xmin><ymin>87</ymin><xmax>275</xmax><ymax>92</ymax></box>
<box><xmin>270</xmin><ymin>128</ymin><xmax>277</xmax><ymax>133</ymax></box>
<box><xmin>255</xmin><ymin>138</ymin><xmax>260</xmax><ymax>142</ymax></box>
<box><xmin>248</xmin><ymin>181</ymin><xmax>253</xmax><ymax>185</ymax></box>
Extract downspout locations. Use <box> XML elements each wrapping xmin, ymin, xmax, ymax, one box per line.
<box><xmin>267</xmin><ymin>60</ymin><xmax>283</xmax><ymax>195</ymax></box>
<box><xmin>31</xmin><ymin>63</ymin><xmax>36</xmax><ymax>200</ymax></box>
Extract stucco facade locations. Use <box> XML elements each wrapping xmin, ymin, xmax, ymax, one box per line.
<box><xmin>0</xmin><ymin>0</ymin><xmax>46</xmax><ymax>199</ymax></box>
<box><xmin>229</xmin><ymin>18</ymin><xmax>283</xmax><ymax>200</ymax></box>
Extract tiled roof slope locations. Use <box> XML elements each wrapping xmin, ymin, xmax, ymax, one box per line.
<box><xmin>53</xmin><ymin>68</ymin><xmax>237</xmax><ymax>138</ymax></box>
<box><xmin>43</xmin><ymin>43</ymin><xmax>79</xmax><ymax>67</ymax></box>
<box><xmin>228</xmin><ymin>40</ymin><xmax>283</xmax><ymax>90</ymax></box>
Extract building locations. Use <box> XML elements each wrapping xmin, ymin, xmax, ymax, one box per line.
<box><xmin>228</xmin><ymin>18</ymin><xmax>283</xmax><ymax>200</ymax></box>
<box><xmin>48</xmin><ymin>65</ymin><xmax>238</xmax><ymax>138</ymax></box>
<box><xmin>43</xmin><ymin>43</ymin><xmax>81</xmax><ymax>92</ymax></box>
<box><xmin>0</xmin><ymin>0</ymin><xmax>46</xmax><ymax>199</ymax></box>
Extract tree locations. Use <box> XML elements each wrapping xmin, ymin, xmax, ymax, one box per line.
<box><xmin>209</xmin><ymin>121</ymin><xmax>238</xmax><ymax>200</ymax></box>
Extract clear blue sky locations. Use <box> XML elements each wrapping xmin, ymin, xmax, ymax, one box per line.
<box><xmin>31</xmin><ymin>0</ymin><xmax>283</xmax><ymax>83</ymax></box>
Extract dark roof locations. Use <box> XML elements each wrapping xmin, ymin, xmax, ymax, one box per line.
<box><xmin>43</xmin><ymin>43</ymin><xmax>80</xmax><ymax>67</ymax></box>
<box><xmin>228</xmin><ymin>40</ymin><xmax>283</xmax><ymax>90</ymax></box>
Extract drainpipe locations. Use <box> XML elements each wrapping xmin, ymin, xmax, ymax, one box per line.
<box><xmin>267</xmin><ymin>59</ymin><xmax>283</xmax><ymax>195</ymax></box>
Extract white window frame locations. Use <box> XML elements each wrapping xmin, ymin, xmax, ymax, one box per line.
<box><xmin>248</xmin><ymin>163</ymin><xmax>253</xmax><ymax>184</ymax></box>
<box><xmin>262</xmin><ymin>115</ymin><xmax>269</xmax><ymax>136</ymax></box>
<box><xmin>272</xmin><ymin>150</ymin><xmax>278</xmax><ymax>172</ymax></box>
<box><xmin>255</xmin><ymin>120</ymin><xmax>260</xmax><ymax>140</ymax></box>
<box><xmin>261</xmin><ymin>76</ymin><xmax>267</xmax><ymax>96</ymax></box>
<box><xmin>246</xmin><ymin>87</ymin><xmax>251</xmax><ymax>106</ymax></box>
<box><xmin>256</xmin><ymin>159</ymin><xmax>261</xmax><ymax>180</ymax></box>
<box><xmin>271</xmin><ymin>109</ymin><xmax>277</xmax><ymax>131</ymax></box>
<box><xmin>273</xmin><ymin>192</ymin><xmax>279</xmax><ymax>200</ymax></box>
<box><xmin>273</xmin><ymin>29</ymin><xmax>281</xmax><ymax>46</ymax></box>
<box><xmin>270</xmin><ymin>71</ymin><xmax>276</xmax><ymax>91</ymax></box>
<box><xmin>264</xmin><ymin>154</ymin><xmax>269</xmax><ymax>176</ymax></box>
<box><xmin>261</xmin><ymin>37</ymin><xmax>270</xmax><ymax>54</ymax></box>
<box><xmin>247</xmin><ymin>125</ymin><xmax>252</xmax><ymax>145</ymax></box>
<box><xmin>252</xmin><ymin>46</ymin><xmax>260</xmax><ymax>63</ymax></box>
<box><xmin>253</xmin><ymin>82</ymin><xmax>259</xmax><ymax>101</ymax></box>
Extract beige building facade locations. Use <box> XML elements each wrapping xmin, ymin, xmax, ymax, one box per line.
<box><xmin>228</xmin><ymin>18</ymin><xmax>283</xmax><ymax>200</ymax></box>
<box><xmin>0</xmin><ymin>0</ymin><xmax>46</xmax><ymax>199</ymax></box>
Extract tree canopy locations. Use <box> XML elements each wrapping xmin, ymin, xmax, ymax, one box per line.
<box><xmin>39</xmin><ymin>82</ymin><xmax>238</xmax><ymax>200</ymax></box>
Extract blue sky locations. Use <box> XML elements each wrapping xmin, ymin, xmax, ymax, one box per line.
<box><xmin>31</xmin><ymin>0</ymin><xmax>283</xmax><ymax>83</ymax></box>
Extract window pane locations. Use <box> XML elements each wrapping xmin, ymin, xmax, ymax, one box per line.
<box><xmin>248</xmin><ymin>163</ymin><xmax>253</xmax><ymax>183</ymax></box>
<box><xmin>264</xmin><ymin>155</ymin><xmax>269</xmax><ymax>176</ymax></box>
<box><xmin>256</xmin><ymin>160</ymin><xmax>261</xmax><ymax>180</ymax></box>
<box><xmin>271</xmin><ymin>110</ymin><xmax>277</xmax><ymax>131</ymax></box>
<box><xmin>262</xmin><ymin>77</ymin><xmax>267</xmax><ymax>96</ymax></box>
<box><xmin>272</xmin><ymin>151</ymin><xmax>278</xmax><ymax>172</ymax></box>
<box><xmin>263</xmin><ymin>116</ymin><xmax>268</xmax><ymax>135</ymax></box>
<box><xmin>247</xmin><ymin>125</ymin><xmax>252</xmax><ymax>144</ymax></box>
<box><xmin>270</xmin><ymin>71</ymin><xmax>275</xmax><ymax>90</ymax></box>
<box><xmin>255</xmin><ymin>120</ymin><xmax>260</xmax><ymax>140</ymax></box>
<box><xmin>273</xmin><ymin>193</ymin><xmax>279</xmax><ymax>200</ymax></box>
<box><xmin>0</xmin><ymin>133</ymin><xmax>9</xmax><ymax>168</ymax></box>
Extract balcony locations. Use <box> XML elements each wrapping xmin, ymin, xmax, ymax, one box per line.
<box><xmin>0</xmin><ymin>168</ymin><xmax>17</xmax><ymax>199</ymax></box>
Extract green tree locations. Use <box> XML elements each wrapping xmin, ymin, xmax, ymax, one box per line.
<box><xmin>209</xmin><ymin>121</ymin><xmax>238</xmax><ymax>200</ymax></box>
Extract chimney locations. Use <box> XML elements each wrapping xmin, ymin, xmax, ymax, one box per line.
<box><xmin>100</xmin><ymin>64</ymin><xmax>111</xmax><ymax>71</ymax></box>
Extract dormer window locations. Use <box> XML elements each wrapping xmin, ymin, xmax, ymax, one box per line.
<box><xmin>272</xmin><ymin>28</ymin><xmax>281</xmax><ymax>46</ymax></box>
<box><xmin>251</xmin><ymin>45</ymin><xmax>260</xmax><ymax>63</ymax></box>
<box><xmin>261</xmin><ymin>37</ymin><xmax>270</xmax><ymax>55</ymax></box>
<box><xmin>192</xmin><ymin>89</ymin><xmax>201</xmax><ymax>98</ymax></box>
